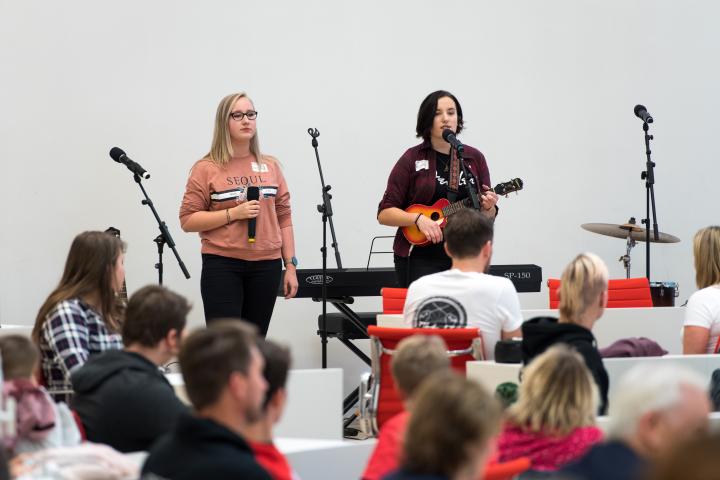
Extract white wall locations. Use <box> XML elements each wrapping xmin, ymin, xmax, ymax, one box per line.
<box><xmin>2</xmin><ymin>0</ymin><xmax>719</xmax><ymax>394</ymax></box>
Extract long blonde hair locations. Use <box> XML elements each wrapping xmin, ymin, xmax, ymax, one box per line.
<box><xmin>206</xmin><ymin>92</ymin><xmax>262</xmax><ymax>167</ymax></box>
<box><xmin>693</xmin><ymin>226</ymin><xmax>720</xmax><ymax>289</ymax></box>
<box><xmin>559</xmin><ymin>252</ymin><xmax>608</xmax><ymax>323</ymax></box>
<box><xmin>508</xmin><ymin>344</ymin><xmax>598</xmax><ymax>436</ymax></box>
<box><xmin>33</xmin><ymin>231</ymin><xmax>125</xmax><ymax>343</ymax></box>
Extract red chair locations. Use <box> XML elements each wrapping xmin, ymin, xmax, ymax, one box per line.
<box><xmin>358</xmin><ymin>326</ymin><xmax>481</xmax><ymax>436</ymax></box>
<box><xmin>381</xmin><ymin>287</ymin><xmax>408</xmax><ymax>314</ymax></box>
<box><xmin>548</xmin><ymin>277</ymin><xmax>653</xmax><ymax>309</ymax></box>
<box><xmin>482</xmin><ymin>457</ymin><xmax>532</xmax><ymax>480</ymax></box>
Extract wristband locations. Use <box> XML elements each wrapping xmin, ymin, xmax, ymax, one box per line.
<box><xmin>414</xmin><ymin>213</ymin><xmax>422</xmax><ymax>226</ymax></box>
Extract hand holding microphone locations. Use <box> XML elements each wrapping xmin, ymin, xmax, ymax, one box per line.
<box><xmin>234</xmin><ymin>198</ymin><xmax>260</xmax><ymax>220</ymax></box>
<box><xmin>245</xmin><ymin>186</ymin><xmax>260</xmax><ymax>243</ymax></box>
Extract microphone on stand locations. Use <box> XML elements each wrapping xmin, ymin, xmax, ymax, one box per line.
<box><xmin>247</xmin><ymin>186</ymin><xmax>259</xmax><ymax>243</ymax></box>
<box><xmin>634</xmin><ymin>105</ymin><xmax>654</xmax><ymax>124</ymax></box>
<box><xmin>109</xmin><ymin>147</ymin><xmax>151</xmax><ymax>179</ymax></box>
<box><xmin>441</xmin><ymin>129</ymin><xmax>464</xmax><ymax>153</ymax></box>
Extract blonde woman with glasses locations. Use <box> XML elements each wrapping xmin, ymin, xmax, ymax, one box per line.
<box><xmin>496</xmin><ymin>345</ymin><xmax>603</xmax><ymax>472</ymax></box>
<box><xmin>521</xmin><ymin>253</ymin><xmax>610</xmax><ymax>414</ymax></box>
<box><xmin>180</xmin><ymin>92</ymin><xmax>298</xmax><ymax>336</ymax></box>
<box><xmin>683</xmin><ymin>226</ymin><xmax>720</xmax><ymax>354</ymax></box>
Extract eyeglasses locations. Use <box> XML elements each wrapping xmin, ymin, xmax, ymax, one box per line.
<box><xmin>229</xmin><ymin>110</ymin><xmax>258</xmax><ymax>121</ymax></box>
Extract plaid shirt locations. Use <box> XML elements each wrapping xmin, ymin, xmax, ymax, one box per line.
<box><xmin>39</xmin><ymin>298</ymin><xmax>123</xmax><ymax>403</ymax></box>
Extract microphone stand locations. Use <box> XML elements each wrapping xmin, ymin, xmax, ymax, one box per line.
<box><xmin>455</xmin><ymin>146</ymin><xmax>481</xmax><ymax>210</ymax></box>
<box><xmin>133</xmin><ymin>174</ymin><xmax>191</xmax><ymax>284</ymax></box>
<box><xmin>639</xmin><ymin>121</ymin><xmax>659</xmax><ymax>280</ymax></box>
<box><xmin>308</xmin><ymin>128</ymin><xmax>343</xmax><ymax>369</ymax></box>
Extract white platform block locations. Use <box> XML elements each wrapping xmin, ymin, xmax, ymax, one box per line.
<box><xmin>522</xmin><ymin>307</ymin><xmax>685</xmax><ymax>354</ymax></box>
<box><xmin>165</xmin><ymin>367</ymin><xmax>344</xmax><ymax>441</ymax></box>
<box><xmin>275</xmin><ymin>368</ymin><xmax>343</xmax><ymax>441</ymax></box>
<box><xmin>278</xmin><ymin>437</ymin><xmax>376</xmax><ymax>480</ymax></box>
<box><xmin>379</xmin><ymin>307</ymin><xmax>685</xmax><ymax>354</ymax></box>
<box><xmin>467</xmin><ymin>354</ymin><xmax>720</xmax><ymax>398</ymax></box>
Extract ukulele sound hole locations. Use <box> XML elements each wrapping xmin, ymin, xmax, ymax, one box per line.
<box><xmin>430</xmin><ymin>212</ymin><xmax>440</xmax><ymax>221</ymax></box>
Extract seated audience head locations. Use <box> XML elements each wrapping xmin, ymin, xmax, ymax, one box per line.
<box><xmin>122</xmin><ymin>285</ymin><xmax>190</xmax><ymax>364</ymax></box>
<box><xmin>33</xmin><ymin>230</ymin><xmax>126</xmax><ymax>342</ymax></box>
<box><xmin>255</xmin><ymin>339</ymin><xmax>292</xmax><ymax>424</ymax></box>
<box><xmin>402</xmin><ymin>372</ymin><xmax>500</xmax><ymax>480</ymax></box>
<box><xmin>179</xmin><ymin>320</ymin><xmax>268</xmax><ymax>424</ymax></box>
<box><xmin>647</xmin><ymin>432</ymin><xmax>720</xmax><ymax>480</ymax></box>
<box><xmin>607</xmin><ymin>363</ymin><xmax>710</xmax><ymax>460</ymax></box>
<box><xmin>0</xmin><ymin>335</ymin><xmax>39</xmax><ymax>381</ymax></box>
<box><xmin>443</xmin><ymin>209</ymin><xmax>494</xmax><ymax>266</ymax></box>
<box><xmin>558</xmin><ymin>252</ymin><xmax>608</xmax><ymax>328</ymax></box>
<box><xmin>391</xmin><ymin>334</ymin><xmax>451</xmax><ymax>404</ymax></box>
<box><xmin>508</xmin><ymin>344</ymin><xmax>597</xmax><ymax>436</ymax></box>
<box><xmin>693</xmin><ymin>226</ymin><xmax>720</xmax><ymax>288</ymax></box>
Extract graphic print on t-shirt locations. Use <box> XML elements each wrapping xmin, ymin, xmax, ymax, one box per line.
<box><xmin>413</xmin><ymin>296</ymin><xmax>468</xmax><ymax>328</ymax></box>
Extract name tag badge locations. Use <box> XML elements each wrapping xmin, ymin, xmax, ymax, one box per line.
<box><xmin>415</xmin><ymin>160</ymin><xmax>429</xmax><ymax>171</ymax></box>
<box><xmin>251</xmin><ymin>162</ymin><xmax>269</xmax><ymax>173</ymax></box>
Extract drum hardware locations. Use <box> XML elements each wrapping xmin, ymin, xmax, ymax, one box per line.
<box><xmin>581</xmin><ymin>217</ymin><xmax>680</xmax><ymax>280</ymax></box>
<box><xmin>650</xmin><ymin>281</ymin><xmax>679</xmax><ymax>307</ymax></box>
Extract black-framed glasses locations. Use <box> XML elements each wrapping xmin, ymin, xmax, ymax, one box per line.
<box><xmin>229</xmin><ymin>110</ymin><xmax>258</xmax><ymax>121</ymax></box>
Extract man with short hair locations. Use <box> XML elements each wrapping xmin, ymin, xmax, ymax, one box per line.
<box><xmin>71</xmin><ymin>285</ymin><xmax>190</xmax><ymax>452</ymax></box>
<box><xmin>362</xmin><ymin>334</ymin><xmax>452</xmax><ymax>480</ymax></box>
<box><xmin>246</xmin><ymin>340</ymin><xmax>295</xmax><ymax>480</ymax></box>
<box><xmin>403</xmin><ymin>209</ymin><xmax>522</xmax><ymax>359</ymax></box>
<box><xmin>561</xmin><ymin>364</ymin><xmax>712</xmax><ymax>480</ymax></box>
<box><xmin>141</xmin><ymin>320</ymin><xmax>271</xmax><ymax>480</ymax></box>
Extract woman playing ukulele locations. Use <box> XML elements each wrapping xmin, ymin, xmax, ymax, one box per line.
<box><xmin>377</xmin><ymin>90</ymin><xmax>498</xmax><ymax>287</ymax></box>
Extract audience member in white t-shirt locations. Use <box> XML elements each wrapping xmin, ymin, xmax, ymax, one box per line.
<box><xmin>403</xmin><ymin>209</ymin><xmax>523</xmax><ymax>359</ymax></box>
<box><xmin>683</xmin><ymin>226</ymin><xmax>720</xmax><ymax>354</ymax></box>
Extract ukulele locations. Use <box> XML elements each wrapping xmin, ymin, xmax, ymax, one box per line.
<box><xmin>401</xmin><ymin>178</ymin><xmax>524</xmax><ymax>246</ymax></box>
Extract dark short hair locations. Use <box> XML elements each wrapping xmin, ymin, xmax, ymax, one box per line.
<box><xmin>416</xmin><ymin>90</ymin><xmax>464</xmax><ymax>141</ymax></box>
<box><xmin>257</xmin><ymin>340</ymin><xmax>292</xmax><ymax>411</ymax></box>
<box><xmin>179</xmin><ymin>320</ymin><xmax>258</xmax><ymax>410</ymax></box>
<box><xmin>122</xmin><ymin>285</ymin><xmax>191</xmax><ymax>348</ymax></box>
<box><xmin>444</xmin><ymin>209</ymin><xmax>494</xmax><ymax>259</ymax></box>
<box><xmin>0</xmin><ymin>335</ymin><xmax>39</xmax><ymax>380</ymax></box>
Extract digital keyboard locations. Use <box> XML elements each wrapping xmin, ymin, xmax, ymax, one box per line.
<box><xmin>280</xmin><ymin>264</ymin><xmax>542</xmax><ymax>298</ymax></box>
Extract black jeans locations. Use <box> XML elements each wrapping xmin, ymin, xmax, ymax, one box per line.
<box><xmin>393</xmin><ymin>254</ymin><xmax>452</xmax><ymax>288</ymax></box>
<box><xmin>200</xmin><ymin>254</ymin><xmax>282</xmax><ymax>336</ymax></box>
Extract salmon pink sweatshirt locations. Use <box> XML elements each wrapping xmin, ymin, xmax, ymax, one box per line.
<box><xmin>180</xmin><ymin>156</ymin><xmax>292</xmax><ymax>261</ymax></box>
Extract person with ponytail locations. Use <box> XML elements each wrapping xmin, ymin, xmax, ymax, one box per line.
<box><xmin>683</xmin><ymin>226</ymin><xmax>720</xmax><ymax>354</ymax></box>
<box><xmin>521</xmin><ymin>253</ymin><xmax>610</xmax><ymax>414</ymax></box>
<box><xmin>33</xmin><ymin>231</ymin><xmax>126</xmax><ymax>403</ymax></box>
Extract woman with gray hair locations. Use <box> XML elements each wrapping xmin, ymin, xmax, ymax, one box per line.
<box><xmin>561</xmin><ymin>363</ymin><xmax>710</xmax><ymax>480</ymax></box>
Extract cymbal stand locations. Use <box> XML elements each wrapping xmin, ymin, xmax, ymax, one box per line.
<box><xmin>619</xmin><ymin>234</ymin><xmax>636</xmax><ymax>279</ymax></box>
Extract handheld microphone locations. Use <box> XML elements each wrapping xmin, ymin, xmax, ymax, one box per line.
<box><xmin>441</xmin><ymin>129</ymin><xmax>464</xmax><ymax>153</ymax></box>
<box><xmin>247</xmin><ymin>186</ymin><xmax>259</xmax><ymax>243</ymax></box>
<box><xmin>109</xmin><ymin>147</ymin><xmax>151</xmax><ymax>179</ymax></box>
<box><xmin>634</xmin><ymin>105</ymin><xmax>654</xmax><ymax>124</ymax></box>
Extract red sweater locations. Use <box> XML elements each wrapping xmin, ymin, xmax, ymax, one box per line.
<box><xmin>362</xmin><ymin>411</ymin><xmax>409</xmax><ymax>480</ymax></box>
<box><xmin>180</xmin><ymin>155</ymin><xmax>292</xmax><ymax>261</ymax></box>
<box><xmin>496</xmin><ymin>423</ymin><xmax>603</xmax><ymax>471</ymax></box>
<box><xmin>249</xmin><ymin>441</ymin><xmax>293</xmax><ymax>480</ymax></box>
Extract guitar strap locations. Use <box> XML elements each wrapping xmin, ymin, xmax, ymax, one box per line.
<box><xmin>447</xmin><ymin>148</ymin><xmax>460</xmax><ymax>202</ymax></box>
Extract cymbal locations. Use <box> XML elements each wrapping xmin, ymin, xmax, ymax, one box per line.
<box><xmin>581</xmin><ymin>223</ymin><xmax>680</xmax><ymax>243</ymax></box>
